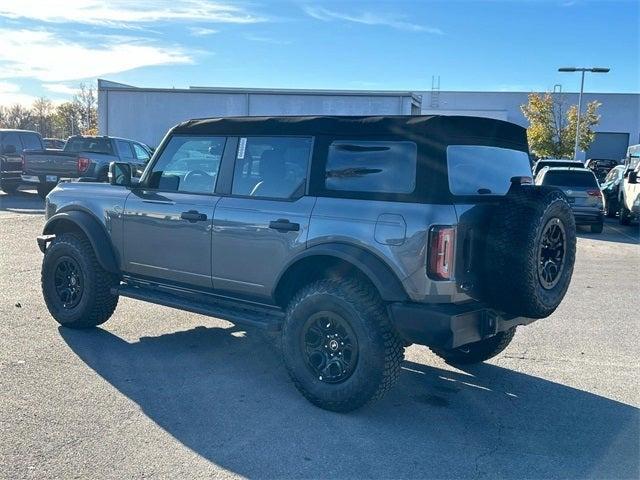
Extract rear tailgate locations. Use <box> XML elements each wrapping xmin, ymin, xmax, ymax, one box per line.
<box><xmin>23</xmin><ymin>150</ymin><xmax>78</xmax><ymax>177</ymax></box>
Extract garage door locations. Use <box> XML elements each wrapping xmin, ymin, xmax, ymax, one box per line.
<box><xmin>586</xmin><ymin>132</ymin><xmax>630</xmax><ymax>160</ymax></box>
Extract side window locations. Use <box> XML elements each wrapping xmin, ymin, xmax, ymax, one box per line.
<box><xmin>133</xmin><ymin>143</ymin><xmax>150</xmax><ymax>162</ymax></box>
<box><xmin>147</xmin><ymin>136</ymin><xmax>225</xmax><ymax>194</ymax></box>
<box><xmin>325</xmin><ymin>140</ymin><xmax>417</xmax><ymax>194</ymax></box>
<box><xmin>2</xmin><ymin>132</ymin><xmax>22</xmax><ymax>154</ymax></box>
<box><xmin>116</xmin><ymin>140</ymin><xmax>135</xmax><ymax>160</ymax></box>
<box><xmin>232</xmin><ymin>137</ymin><xmax>312</xmax><ymax>199</ymax></box>
<box><xmin>19</xmin><ymin>133</ymin><xmax>42</xmax><ymax>150</ymax></box>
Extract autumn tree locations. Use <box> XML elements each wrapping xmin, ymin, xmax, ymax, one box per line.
<box><xmin>3</xmin><ymin>104</ymin><xmax>34</xmax><ymax>130</ymax></box>
<box><xmin>73</xmin><ymin>83</ymin><xmax>98</xmax><ymax>135</ymax></box>
<box><xmin>521</xmin><ymin>92</ymin><xmax>601</xmax><ymax>159</ymax></box>
<box><xmin>32</xmin><ymin>97</ymin><xmax>55</xmax><ymax>137</ymax></box>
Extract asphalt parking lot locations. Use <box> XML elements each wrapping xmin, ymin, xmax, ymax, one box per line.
<box><xmin>1</xmin><ymin>188</ymin><xmax>639</xmax><ymax>480</ymax></box>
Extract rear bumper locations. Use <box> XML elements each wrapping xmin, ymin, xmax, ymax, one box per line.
<box><xmin>571</xmin><ymin>208</ymin><xmax>603</xmax><ymax>225</ymax></box>
<box><xmin>388</xmin><ymin>301</ymin><xmax>536</xmax><ymax>349</ymax></box>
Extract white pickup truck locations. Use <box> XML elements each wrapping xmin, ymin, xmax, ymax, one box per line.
<box><xmin>619</xmin><ymin>144</ymin><xmax>640</xmax><ymax>225</ymax></box>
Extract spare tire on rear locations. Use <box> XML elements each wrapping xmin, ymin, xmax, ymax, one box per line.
<box><xmin>481</xmin><ymin>185</ymin><xmax>576</xmax><ymax>319</ymax></box>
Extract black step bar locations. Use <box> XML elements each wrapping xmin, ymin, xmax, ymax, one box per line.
<box><xmin>113</xmin><ymin>284</ymin><xmax>283</xmax><ymax>331</ymax></box>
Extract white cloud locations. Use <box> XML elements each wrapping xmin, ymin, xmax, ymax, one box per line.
<box><xmin>303</xmin><ymin>6</ymin><xmax>443</xmax><ymax>34</ymax></box>
<box><xmin>43</xmin><ymin>83</ymin><xmax>78</xmax><ymax>95</ymax></box>
<box><xmin>0</xmin><ymin>81</ymin><xmax>38</xmax><ymax>106</ymax></box>
<box><xmin>244</xmin><ymin>34</ymin><xmax>291</xmax><ymax>45</ymax></box>
<box><xmin>0</xmin><ymin>29</ymin><xmax>192</xmax><ymax>82</ymax></box>
<box><xmin>189</xmin><ymin>27</ymin><xmax>219</xmax><ymax>36</ymax></box>
<box><xmin>0</xmin><ymin>0</ymin><xmax>265</xmax><ymax>26</ymax></box>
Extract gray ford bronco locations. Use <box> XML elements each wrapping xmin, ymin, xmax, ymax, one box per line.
<box><xmin>38</xmin><ymin>116</ymin><xmax>576</xmax><ymax>412</ymax></box>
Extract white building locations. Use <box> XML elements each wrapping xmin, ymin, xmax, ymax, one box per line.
<box><xmin>98</xmin><ymin>79</ymin><xmax>639</xmax><ymax>160</ymax></box>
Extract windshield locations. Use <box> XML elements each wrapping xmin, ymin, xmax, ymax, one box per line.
<box><xmin>541</xmin><ymin>170</ymin><xmax>598</xmax><ymax>188</ymax></box>
<box><xmin>447</xmin><ymin>145</ymin><xmax>532</xmax><ymax>195</ymax></box>
<box><xmin>65</xmin><ymin>137</ymin><xmax>113</xmax><ymax>155</ymax></box>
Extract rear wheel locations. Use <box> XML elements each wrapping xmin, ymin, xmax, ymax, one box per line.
<box><xmin>430</xmin><ymin>328</ymin><xmax>516</xmax><ymax>365</ymax></box>
<box><xmin>37</xmin><ymin>183</ymin><xmax>53</xmax><ymax>199</ymax></box>
<box><xmin>605</xmin><ymin>196</ymin><xmax>618</xmax><ymax>218</ymax></box>
<box><xmin>42</xmin><ymin>233</ymin><xmax>119</xmax><ymax>328</ymax></box>
<box><xmin>619</xmin><ymin>203</ymin><xmax>632</xmax><ymax>225</ymax></box>
<box><xmin>282</xmin><ymin>278</ymin><xmax>404</xmax><ymax>412</ymax></box>
<box><xmin>0</xmin><ymin>181</ymin><xmax>19</xmax><ymax>194</ymax></box>
<box><xmin>590</xmin><ymin>222</ymin><xmax>604</xmax><ymax>234</ymax></box>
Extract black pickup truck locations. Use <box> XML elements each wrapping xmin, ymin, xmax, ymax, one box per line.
<box><xmin>0</xmin><ymin>129</ymin><xmax>43</xmax><ymax>194</ymax></box>
<box><xmin>22</xmin><ymin>135</ymin><xmax>153</xmax><ymax>198</ymax></box>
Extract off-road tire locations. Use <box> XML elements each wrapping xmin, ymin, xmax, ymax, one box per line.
<box><xmin>481</xmin><ymin>186</ymin><xmax>576</xmax><ymax>319</ymax></box>
<box><xmin>0</xmin><ymin>181</ymin><xmax>19</xmax><ymax>194</ymax></box>
<box><xmin>430</xmin><ymin>327</ymin><xmax>516</xmax><ymax>365</ymax></box>
<box><xmin>42</xmin><ymin>233</ymin><xmax>119</xmax><ymax>328</ymax></box>
<box><xmin>590</xmin><ymin>222</ymin><xmax>604</xmax><ymax>234</ymax></box>
<box><xmin>282</xmin><ymin>278</ymin><xmax>404</xmax><ymax>412</ymax></box>
<box><xmin>619</xmin><ymin>203</ymin><xmax>632</xmax><ymax>225</ymax></box>
<box><xmin>37</xmin><ymin>183</ymin><xmax>53</xmax><ymax>199</ymax></box>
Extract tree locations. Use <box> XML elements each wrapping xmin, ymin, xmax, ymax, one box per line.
<box><xmin>521</xmin><ymin>92</ymin><xmax>601</xmax><ymax>159</ymax></box>
<box><xmin>73</xmin><ymin>83</ymin><xmax>98</xmax><ymax>135</ymax></box>
<box><xmin>51</xmin><ymin>102</ymin><xmax>81</xmax><ymax>139</ymax></box>
<box><xmin>3</xmin><ymin>104</ymin><xmax>35</xmax><ymax>130</ymax></box>
<box><xmin>32</xmin><ymin>97</ymin><xmax>54</xmax><ymax>137</ymax></box>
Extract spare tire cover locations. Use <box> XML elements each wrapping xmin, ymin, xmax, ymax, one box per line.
<box><xmin>481</xmin><ymin>185</ymin><xmax>576</xmax><ymax>319</ymax></box>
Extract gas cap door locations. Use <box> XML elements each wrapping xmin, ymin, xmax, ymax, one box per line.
<box><xmin>374</xmin><ymin>213</ymin><xmax>407</xmax><ymax>246</ymax></box>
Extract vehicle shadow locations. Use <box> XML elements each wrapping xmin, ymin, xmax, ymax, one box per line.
<box><xmin>59</xmin><ymin>325</ymin><xmax>639</xmax><ymax>479</ymax></box>
<box><xmin>576</xmin><ymin>220</ymin><xmax>639</xmax><ymax>245</ymax></box>
<box><xmin>0</xmin><ymin>189</ymin><xmax>44</xmax><ymax>215</ymax></box>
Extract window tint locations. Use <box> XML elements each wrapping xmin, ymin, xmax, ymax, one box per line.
<box><xmin>2</xmin><ymin>132</ymin><xmax>21</xmax><ymax>153</ymax></box>
<box><xmin>447</xmin><ymin>145</ymin><xmax>532</xmax><ymax>195</ymax></box>
<box><xmin>232</xmin><ymin>137</ymin><xmax>312</xmax><ymax>199</ymax></box>
<box><xmin>65</xmin><ymin>137</ymin><xmax>113</xmax><ymax>155</ymax></box>
<box><xmin>116</xmin><ymin>140</ymin><xmax>135</xmax><ymax>160</ymax></box>
<box><xmin>541</xmin><ymin>170</ymin><xmax>598</xmax><ymax>188</ymax></box>
<box><xmin>325</xmin><ymin>140</ymin><xmax>416</xmax><ymax>194</ymax></box>
<box><xmin>19</xmin><ymin>133</ymin><xmax>42</xmax><ymax>150</ymax></box>
<box><xmin>133</xmin><ymin>143</ymin><xmax>150</xmax><ymax>161</ymax></box>
<box><xmin>147</xmin><ymin>136</ymin><xmax>225</xmax><ymax>194</ymax></box>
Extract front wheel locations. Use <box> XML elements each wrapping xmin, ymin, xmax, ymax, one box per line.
<box><xmin>605</xmin><ymin>197</ymin><xmax>618</xmax><ymax>218</ymax></box>
<box><xmin>590</xmin><ymin>222</ymin><xmax>604</xmax><ymax>234</ymax></box>
<box><xmin>42</xmin><ymin>233</ymin><xmax>119</xmax><ymax>328</ymax></box>
<box><xmin>619</xmin><ymin>203</ymin><xmax>632</xmax><ymax>225</ymax></box>
<box><xmin>37</xmin><ymin>183</ymin><xmax>53</xmax><ymax>199</ymax></box>
<box><xmin>430</xmin><ymin>328</ymin><xmax>516</xmax><ymax>365</ymax></box>
<box><xmin>282</xmin><ymin>279</ymin><xmax>404</xmax><ymax>412</ymax></box>
<box><xmin>0</xmin><ymin>181</ymin><xmax>19</xmax><ymax>194</ymax></box>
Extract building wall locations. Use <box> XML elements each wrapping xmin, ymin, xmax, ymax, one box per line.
<box><xmin>99</xmin><ymin>83</ymin><xmax>419</xmax><ymax>147</ymax></box>
<box><xmin>419</xmin><ymin>91</ymin><xmax>640</xmax><ymax>160</ymax></box>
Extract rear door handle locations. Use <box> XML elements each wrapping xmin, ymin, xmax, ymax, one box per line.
<box><xmin>269</xmin><ymin>218</ymin><xmax>300</xmax><ymax>232</ymax></box>
<box><xmin>181</xmin><ymin>210</ymin><xmax>208</xmax><ymax>222</ymax></box>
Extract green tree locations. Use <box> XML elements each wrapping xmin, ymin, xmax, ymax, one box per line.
<box><xmin>73</xmin><ymin>82</ymin><xmax>97</xmax><ymax>135</ymax></box>
<box><xmin>51</xmin><ymin>102</ymin><xmax>81</xmax><ymax>139</ymax></box>
<box><xmin>521</xmin><ymin>92</ymin><xmax>601</xmax><ymax>159</ymax></box>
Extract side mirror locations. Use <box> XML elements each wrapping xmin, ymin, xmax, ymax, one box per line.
<box><xmin>629</xmin><ymin>171</ymin><xmax>638</xmax><ymax>184</ymax></box>
<box><xmin>108</xmin><ymin>162</ymin><xmax>132</xmax><ymax>187</ymax></box>
<box><xmin>2</xmin><ymin>144</ymin><xmax>17</xmax><ymax>155</ymax></box>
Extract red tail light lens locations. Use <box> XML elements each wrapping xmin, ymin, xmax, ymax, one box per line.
<box><xmin>587</xmin><ymin>189</ymin><xmax>602</xmax><ymax>197</ymax></box>
<box><xmin>77</xmin><ymin>156</ymin><xmax>90</xmax><ymax>173</ymax></box>
<box><xmin>428</xmin><ymin>226</ymin><xmax>456</xmax><ymax>280</ymax></box>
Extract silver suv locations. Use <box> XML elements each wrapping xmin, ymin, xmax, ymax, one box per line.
<box><xmin>37</xmin><ymin>116</ymin><xmax>577</xmax><ymax>412</ymax></box>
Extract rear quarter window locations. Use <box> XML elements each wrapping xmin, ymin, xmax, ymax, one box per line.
<box><xmin>447</xmin><ymin>145</ymin><xmax>532</xmax><ymax>195</ymax></box>
<box><xmin>325</xmin><ymin>140</ymin><xmax>417</xmax><ymax>194</ymax></box>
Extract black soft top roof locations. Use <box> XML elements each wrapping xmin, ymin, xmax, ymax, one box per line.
<box><xmin>173</xmin><ymin>115</ymin><xmax>528</xmax><ymax>151</ymax></box>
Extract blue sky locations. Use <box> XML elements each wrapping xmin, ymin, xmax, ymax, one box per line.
<box><xmin>0</xmin><ymin>0</ymin><xmax>637</xmax><ymax>105</ymax></box>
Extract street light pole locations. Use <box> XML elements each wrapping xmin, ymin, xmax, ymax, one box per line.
<box><xmin>558</xmin><ymin>67</ymin><xmax>610</xmax><ymax>161</ymax></box>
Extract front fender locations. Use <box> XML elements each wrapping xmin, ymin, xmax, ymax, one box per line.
<box><xmin>42</xmin><ymin>211</ymin><xmax>119</xmax><ymax>274</ymax></box>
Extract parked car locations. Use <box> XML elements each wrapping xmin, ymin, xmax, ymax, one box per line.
<box><xmin>535</xmin><ymin>166</ymin><xmax>603</xmax><ymax>233</ymax></box>
<box><xmin>585</xmin><ymin>158</ymin><xmax>620</xmax><ymax>183</ymax></box>
<box><xmin>37</xmin><ymin>115</ymin><xmax>577</xmax><ymax>412</ymax></box>
<box><xmin>532</xmin><ymin>158</ymin><xmax>584</xmax><ymax>177</ymax></box>
<box><xmin>43</xmin><ymin>138</ymin><xmax>66</xmax><ymax>150</ymax></box>
<box><xmin>22</xmin><ymin>135</ymin><xmax>153</xmax><ymax>198</ymax></box>
<box><xmin>600</xmin><ymin>165</ymin><xmax>625</xmax><ymax>217</ymax></box>
<box><xmin>0</xmin><ymin>129</ymin><xmax>43</xmax><ymax>194</ymax></box>
<box><xmin>618</xmin><ymin>144</ymin><xmax>640</xmax><ymax>225</ymax></box>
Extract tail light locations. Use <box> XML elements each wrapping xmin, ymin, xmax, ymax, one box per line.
<box><xmin>428</xmin><ymin>226</ymin><xmax>456</xmax><ymax>280</ymax></box>
<box><xmin>587</xmin><ymin>189</ymin><xmax>602</xmax><ymax>197</ymax></box>
<box><xmin>77</xmin><ymin>156</ymin><xmax>90</xmax><ymax>173</ymax></box>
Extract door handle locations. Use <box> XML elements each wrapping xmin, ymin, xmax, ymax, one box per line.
<box><xmin>269</xmin><ymin>218</ymin><xmax>300</xmax><ymax>232</ymax></box>
<box><xmin>181</xmin><ymin>210</ymin><xmax>208</xmax><ymax>222</ymax></box>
